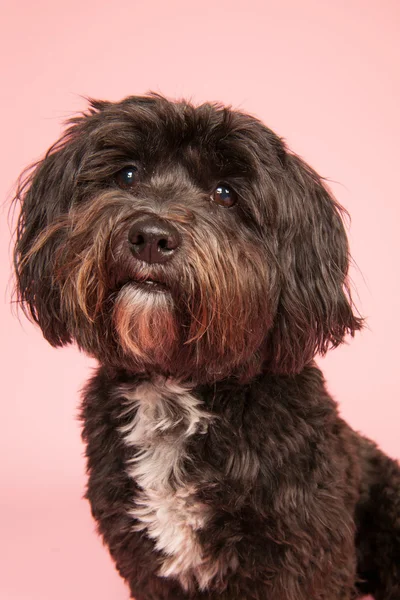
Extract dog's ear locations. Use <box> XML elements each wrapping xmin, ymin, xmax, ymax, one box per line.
<box><xmin>266</xmin><ymin>152</ymin><xmax>363</xmax><ymax>374</ymax></box>
<box><xmin>12</xmin><ymin>134</ymin><xmax>82</xmax><ymax>346</ymax></box>
<box><xmin>11</xmin><ymin>95</ymin><xmax>161</xmax><ymax>347</ymax></box>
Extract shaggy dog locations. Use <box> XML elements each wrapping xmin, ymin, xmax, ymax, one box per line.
<box><xmin>13</xmin><ymin>94</ymin><xmax>400</xmax><ymax>600</ymax></box>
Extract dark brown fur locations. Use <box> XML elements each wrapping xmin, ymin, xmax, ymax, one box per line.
<box><xmin>12</xmin><ymin>94</ymin><xmax>400</xmax><ymax>599</ymax></box>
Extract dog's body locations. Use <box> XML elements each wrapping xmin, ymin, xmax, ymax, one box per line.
<box><xmin>13</xmin><ymin>94</ymin><xmax>400</xmax><ymax>599</ymax></box>
<box><xmin>82</xmin><ymin>366</ymin><xmax>399</xmax><ymax>600</ymax></box>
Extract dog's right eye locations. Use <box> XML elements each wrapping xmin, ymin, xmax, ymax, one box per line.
<box><xmin>211</xmin><ymin>184</ymin><xmax>237</xmax><ymax>208</ymax></box>
<box><xmin>115</xmin><ymin>166</ymin><xmax>139</xmax><ymax>189</ymax></box>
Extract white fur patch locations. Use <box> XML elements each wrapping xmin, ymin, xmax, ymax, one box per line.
<box><xmin>118</xmin><ymin>378</ymin><xmax>226</xmax><ymax>591</ymax></box>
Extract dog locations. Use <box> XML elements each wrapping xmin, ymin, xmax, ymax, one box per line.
<box><xmin>13</xmin><ymin>93</ymin><xmax>400</xmax><ymax>600</ymax></box>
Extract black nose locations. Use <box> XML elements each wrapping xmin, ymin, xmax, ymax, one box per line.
<box><xmin>128</xmin><ymin>216</ymin><xmax>181</xmax><ymax>264</ymax></box>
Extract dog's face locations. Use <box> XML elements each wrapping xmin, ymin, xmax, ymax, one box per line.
<box><xmin>13</xmin><ymin>94</ymin><xmax>362</xmax><ymax>382</ymax></box>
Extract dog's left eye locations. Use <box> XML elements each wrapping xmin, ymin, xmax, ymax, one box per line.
<box><xmin>211</xmin><ymin>184</ymin><xmax>237</xmax><ymax>208</ymax></box>
<box><xmin>115</xmin><ymin>166</ymin><xmax>139</xmax><ymax>189</ymax></box>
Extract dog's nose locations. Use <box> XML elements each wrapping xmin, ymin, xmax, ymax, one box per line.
<box><xmin>128</xmin><ymin>216</ymin><xmax>181</xmax><ymax>264</ymax></box>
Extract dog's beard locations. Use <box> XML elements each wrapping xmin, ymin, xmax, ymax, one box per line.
<box><xmin>114</xmin><ymin>284</ymin><xmax>177</xmax><ymax>367</ymax></box>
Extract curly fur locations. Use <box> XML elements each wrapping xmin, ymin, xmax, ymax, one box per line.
<box><xmin>12</xmin><ymin>93</ymin><xmax>400</xmax><ymax>599</ymax></box>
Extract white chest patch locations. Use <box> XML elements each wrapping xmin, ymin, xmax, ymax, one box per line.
<box><xmin>118</xmin><ymin>378</ymin><xmax>223</xmax><ymax>591</ymax></box>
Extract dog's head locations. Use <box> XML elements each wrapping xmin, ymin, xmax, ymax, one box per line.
<box><xmin>13</xmin><ymin>94</ymin><xmax>362</xmax><ymax>382</ymax></box>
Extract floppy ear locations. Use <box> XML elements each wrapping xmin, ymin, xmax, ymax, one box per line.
<box><xmin>13</xmin><ymin>135</ymin><xmax>81</xmax><ymax>346</ymax></box>
<box><xmin>12</xmin><ymin>94</ymin><xmax>166</xmax><ymax>347</ymax></box>
<box><xmin>266</xmin><ymin>152</ymin><xmax>363</xmax><ymax>374</ymax></box>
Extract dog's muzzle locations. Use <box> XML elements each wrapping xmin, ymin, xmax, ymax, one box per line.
<box><xmin>128</xmin><ymin>216</ymin><xmax>181</xmax><ymax>264</ymax></box>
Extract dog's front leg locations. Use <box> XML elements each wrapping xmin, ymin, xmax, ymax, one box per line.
<box><xmin>355</xmin><ymin>435</ymin><xmax>400</xmax><ymax>599</ymax></box>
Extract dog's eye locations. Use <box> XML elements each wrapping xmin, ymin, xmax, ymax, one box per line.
<box><xmin>115</xmin><ymin>166</ymin><xmax>139</xmax><ymax>189</ymax></box>
<box><xmin>211</xmin><ymin>184</ymin><xmax>237</xmax><ymax>208</ymax></box>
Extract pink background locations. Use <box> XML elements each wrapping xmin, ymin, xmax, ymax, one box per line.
<box><xmin>1</xmin><ymin>1</ymin><xmax>399</xmax><ymax>598</ymax></box>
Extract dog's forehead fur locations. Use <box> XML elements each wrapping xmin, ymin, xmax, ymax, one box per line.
<box><xmin>73</xmin><ymin>94</ymin><xmax>285</xmax><ymax>224</ymax></box>
<box><xmin>82</xmin><ymin>94</ymin><xmax>283</xmax><ymax>165</ymax></box>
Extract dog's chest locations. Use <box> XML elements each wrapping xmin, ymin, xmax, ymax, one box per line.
<box><xmin>118</xmin><ymin>378</ymin><xmax>216</xmax><ymax>590</ymax></box>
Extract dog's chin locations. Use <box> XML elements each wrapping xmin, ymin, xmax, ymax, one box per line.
<box><xmin>110</xmin><ymin>278</ymin><xmax>268</xmax><ymax>382</ymax></box>
<box><xmin>113</xmin><ymin>282</ymin><xmax>178</xmax><ymax>368</ymax></box>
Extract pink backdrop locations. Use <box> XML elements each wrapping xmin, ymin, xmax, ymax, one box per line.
<box><xmin>1</xmin><ymin>1</ymin><xmax>399</xmax><ymax>598</ymax></box>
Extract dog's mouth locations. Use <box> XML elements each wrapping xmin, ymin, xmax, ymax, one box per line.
<box><xmin>135</xmin><ymin>277</ymin><xmax>168</xmax><ymax>292</ymax></box>
<box><xmin>117</xmin><ymin>275</ymin><xmax>169</xmax><ymax>294</ymax></box>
